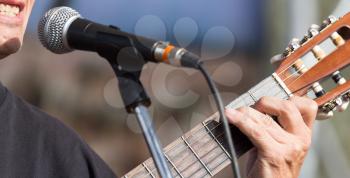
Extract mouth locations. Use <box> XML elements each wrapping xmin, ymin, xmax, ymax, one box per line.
<box><xmin>0</xmin><ymin>0</ymin><xmax>25</xmax><ymax>25</ymax></box>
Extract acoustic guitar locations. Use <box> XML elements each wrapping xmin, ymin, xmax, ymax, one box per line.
<box><xmin>122</xmin><ymin>12</ymin><xmax>350</xmax><ymax>178</ymax></box>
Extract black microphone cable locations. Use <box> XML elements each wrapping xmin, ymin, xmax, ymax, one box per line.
<box><xmin>191</xmin><ymin>60</ymin><xmax>242</xmax><ymax>178</ymax></box>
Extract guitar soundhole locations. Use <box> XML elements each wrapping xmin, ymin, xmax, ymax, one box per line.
<box><xmin>205</xmin><ymin>120</ymin><xmax>254</xmax><ymax>158</ymax></box>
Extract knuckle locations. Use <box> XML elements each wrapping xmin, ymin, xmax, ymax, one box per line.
<box><xmin>292</xmin><ymin>96</ymin><xmax>319</xmax><ymax>114</ymax></box>
<box><xmin>256</xmin><ymin>96</ymin><xmax>270</xmax><ymax>107</ymax></box>
<box><xmin>262</xmin><ymin>115</ymin><xmax>274</xmax><ymax>127</ymax></box>
<box><xmin>250</xmin><ymin>128</ymin><xmax>264</xmax><ymax>140</ymax></box>
<box><xmin>280</xmin><ymin>101</ymin><xmax>297</xmax><ymax>115</ymax></box>
<box><xmin>292</xmin><ymin>142</ymin><xmax>304</xmax><ymax>153</ymax></box>
<box><xmin>289</xmin><ymin>139</ymin><xmax>310</xmax><ymax>156</ymax></box>
<box><xmin>237</xmin><ymin>106</ymin><xmax>249</xmax><ymax>113</ymax></box>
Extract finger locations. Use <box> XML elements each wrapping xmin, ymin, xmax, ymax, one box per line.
<box><xmin>236</xmin><ymin>107</ymin><xmax>290</xmax><ymax>143</ymax></box>
<box><xmin>226</xmin><ymin>109</ymin><xmax>278</xmax><ymax>150</ymax></box>
<box><xmin>253</xmin><ymin>96</ymin><xmax>308</xmax><ymax>136</ymax></box>
<box><xmin>289</xmin><ymin>96</ymin><xmax>318</xmax><ymax>128</ymax></box>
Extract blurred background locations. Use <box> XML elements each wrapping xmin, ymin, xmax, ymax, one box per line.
<box><xmin>1</xmin><ymin>0</ymin><xmax>350</xmax><ymax>177</ymax></box>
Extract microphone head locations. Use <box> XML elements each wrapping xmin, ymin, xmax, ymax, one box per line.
<box><xmin>38</xmin><ymin>6</ymin><xmax>81</xmax><ymax>54</ymax></box>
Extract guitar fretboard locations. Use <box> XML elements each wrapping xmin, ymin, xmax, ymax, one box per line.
<box><xmin>123</xmin><ymin>74</ymin><xmax>291</xmax><ymax>178</ymax></box>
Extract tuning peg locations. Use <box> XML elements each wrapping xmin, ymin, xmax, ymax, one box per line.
<box><xmin>329</xmin><ymin>26</ymin><xmax>346</xmax><ymax>47</ymax></box>
<box><xmin>321</xmin><ymin>97</ymin><xmax>343</xmax><ymax>113</ymax></box>
<box><xmin>337</xmin><ymin>101</ymin><xmax>349</xmax><ymax>112</ymax></box>
<box><xmin>320</xmin><ymin>15</ymin><xmax>338</xmax><ymax>30</ymax></box>
<box><xmin>332</xmin><ymin>71</ymin><xmax>346</xmax><ymax>85</ymax></box>
<box><xmin>317</xmin><ymin>111</ymin><xmax>334</xmax><ymax>120</ymax></box>
<box><xmin>300</xmin><ymin>35</ymin><xmax>309</xmax><ymax>45</ymax></box>
<box><xmin>300</xmin><ymin>24</ymin><xmax>321</xmax><ymax>45</ymax></box>
<box><xmin>312</xmin><ymin>83</ymin><xmax>326</xmax><ymax>97</ymax></box>
<box><xmin>328</xmin><ymin>15</ymin><xmax>338</xmax><ymax>24</ymax></box>
<box><xmin>282</xmin><ymin>47</ymin><xmax>292</xmax><ymax>57</ymax></box>
<box><xmin>282</xmin><ymin>38</ymin><xmax>301</xmax><ymax>57</ymax></box>
<box><xmin>343</xmin><ymin>91</ymin><xmax>350</xmax><ymax>100</ymax></box>
<box><xmin>289</xmin><ymin>38</ymin><xmax>301</xmax><ymax>51</ymax></box>
<box><xmin>331</xmin><ymin>96</ymin><xmax>349</xmax><ymax>112</ymax></box>
<box><xmin>308</xmin><ymin>24</ymin><xmax>320</xmax><ymax>37</ymax></box>
<box><xmin>338</xmin><ymin>91</ymin><xmax>350</xmax><ymax>112</ymax></box>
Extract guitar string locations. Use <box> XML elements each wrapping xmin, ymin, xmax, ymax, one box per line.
<box><xmin>167</xmin><ymin>130</ymin><xmax>229</xmax><ymax>178</ymax></box>
<box><xmin>137</xmin><ymin>72</ymin><xmax>312</xmax><ymax>176</ymax></box>
<box><xmin>138</xmin><ymin>64</ymin><xmax>306</xmax><ymax>177</ymax></box>
<box><xmin>134</xmin><ymin>65</ymin><xmax>308</xmax><ymax>178</ymax></box>
<box><xmin>133</xmin><ymin>47</ymin><xmax>343</xmax><ymax>177</ymax></box>
<box><xmin>134</xmin><ymin>59</ymin><xmax>321</xmax><ymax>177</ymax></box>
<box><xmin>137</xmin><ymin>97</ymin><xmax>288</xmax><ymax>178</ymax></box>
<box><xmin>130</xmin><ymin>75</ymin><xmax>335</xmax><ymax>178</ymax></box>
<box><xmin>135</xmin><ymin>80</ymin><xmax>293</xmax><ymax>178</ymax></box>
<box><xmin>126</xmin><ymin>45</ymin><xmax>339</xmax><ymax>177</ymax></box>
<box><xmin>136</xmin><ymin>119</ymin><xmax>231</xmax><ymax>178</ymax></box>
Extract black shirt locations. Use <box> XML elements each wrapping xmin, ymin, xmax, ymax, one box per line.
<box><xmin>0</xmin><ymin>83</ymin><xmax>117</xmax><ymax>178</ymax></box>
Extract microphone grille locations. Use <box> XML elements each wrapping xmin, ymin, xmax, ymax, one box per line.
<box><xmin>38</xmin><ymin>6</ymin><xmax>81</xmax><ymax>54</ymax></box>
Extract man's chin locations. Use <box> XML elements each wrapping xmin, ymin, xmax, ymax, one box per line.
<box><xmin>0</xmin><ymin>38</ymin><xmax>22</xmax><ymax>60</ymax></box>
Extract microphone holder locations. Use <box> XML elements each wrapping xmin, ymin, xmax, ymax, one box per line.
<box><xmin>112</xmin><ymin>63</ymin><xmax>173</xmax><ymax>178</ymax></box>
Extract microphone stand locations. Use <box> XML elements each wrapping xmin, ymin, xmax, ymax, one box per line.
<box><xmin>93</xmin><ymin>34</ymin><xmax>173</xmax><ymax>177</ymax></box>
<box><xmin>112</xmin><ymin>64</ymin><xmax>173</xmax><ymax>178</ymax></box>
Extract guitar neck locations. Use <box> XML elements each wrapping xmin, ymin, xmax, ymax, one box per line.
<box><xmin>122</xmin><ymin>74</ymin><xmax>291</xmax><ymax>178</ymax></box>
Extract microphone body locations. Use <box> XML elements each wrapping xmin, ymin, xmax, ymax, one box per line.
<box><xmin>67</xmin><ymin>18</ymin><xmax>156</xmax><ymax>62</ymax></box>
<box><xmin>38</xmin><ymin>7</ymin><xmax>200</xmax><ymax>68</ymax></box>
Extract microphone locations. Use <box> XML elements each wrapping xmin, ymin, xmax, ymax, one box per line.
<box><xmin>38</xmin><ymin>6</ymin><xmax>201</xmax><ymax>69</ymax></box>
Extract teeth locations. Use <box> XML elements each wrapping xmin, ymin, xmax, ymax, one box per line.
<box><xmin>0</xmin><ymin>3</ymin><xmax>20</xmax><ymax>17</ymax></box>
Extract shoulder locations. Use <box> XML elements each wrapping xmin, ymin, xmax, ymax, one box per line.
<box><xmin>0</xmin><ymin>87</ymin><xmax>117</xmax><ymax>178</ymax></box>
<box><xmin>1</xmin><ymin>87</ymin><xmax>80</xmax><ymax>142</ymax></box>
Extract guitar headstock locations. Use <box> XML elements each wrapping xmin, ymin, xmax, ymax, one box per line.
<box><xmin>275</xmin><ymin>13</ymin><xmax>350</xmax><ymax>119</ymax></box>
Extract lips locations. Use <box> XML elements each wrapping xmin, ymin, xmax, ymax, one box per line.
<box><xmin>0</xmin><ymin>0</ymin><xmax>25</xmax><ymax>26</ymax></box>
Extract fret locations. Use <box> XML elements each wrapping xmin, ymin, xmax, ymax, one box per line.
<box><xmin>181</xmin><ymin>136</ymin><xmax>213</xmax><ymax>176</ymax></box>
<box><xmin>164</xmin><ymin>154</ymin><xmax>184</xmax><ymax>178</ymax></box>
<box><xmin>144</xmin><ymin>160</ymin><xmax>162</xmax><ymax>178</ymax></box>
<box><xmin>142</xmin><ymin>163</ymin><xmax>155</xmax><ymax>178</ymax></box>
<box><xmin>200</xmin><ymin>121</ymin><xmax>234</xmax><ymax>175</ymax></box>
<box><xmin>226</xmin><ymin>93</ymin><xmax>255</xmax><ymax>109</ymax></box>
<box><xmin>250</xmin><ymin>75</ymin><xmax>290</xmax><ymax>100</ymax></box>
<box><xmin>197</xmin><ymin>144</ymin><xmax>230</xmax><ymax>175</ymax></box>
<box><xmin>184</xmin><ymin>125</ymin><xmax>228</xmax><ymax>175</ymax></box>
<box><xmin>272</xmin><ymin>73</ymin><xmax>293</xmax><ymax>97</ymax></box>
<box><xmin>127</xmin><ymin>164</ymin><xmax>152</xmax><ymax>178</ymax></box>
<box><xmin>247</xmin><ymin>90</ymin><xmax>257</xmax><ymax>102</ymax></box>
<box><xmin>227</xmin><ymin>76</ymin><xmax>290</xmax><ymax>110</ymax></box>
<box><xmin>166</xmin><ymin>136</ymin><xmax>206</xmax><ymax>177</ymax></box>
<box><xmin>202</xmin><ymin>121</ymin><xmax>231</xmax><ymax>159</ymax></box>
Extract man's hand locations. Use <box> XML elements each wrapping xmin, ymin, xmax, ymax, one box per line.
<box><xmin>225</xmin><ymin>96</ymin><xmax>318</xmax><ymax>178</ymax></box>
